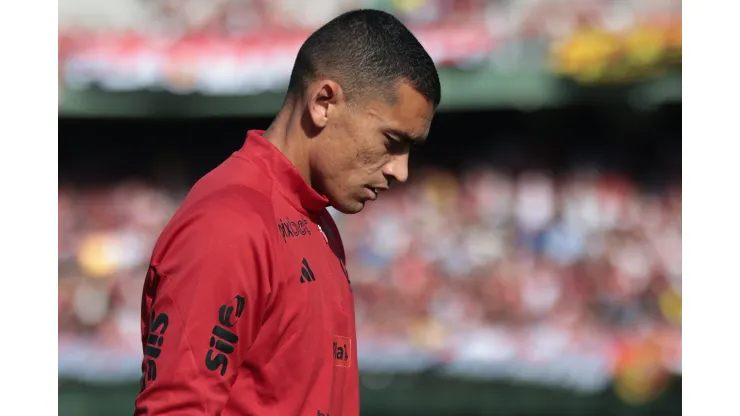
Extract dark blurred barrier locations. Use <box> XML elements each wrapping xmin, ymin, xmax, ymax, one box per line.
<box><xmin>58</xmin><ymin>69</ymin><xmax>681</xmax><ymax>117</ymax></box>
<box><xmin>59</xmin><ymin>374</ymin><xmax>681</xmax><ymax>416</ymax></box>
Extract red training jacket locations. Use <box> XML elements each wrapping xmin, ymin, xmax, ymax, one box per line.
<box><xmin>135</xmin><ymin>130</ymin><xmax>359</xmax><ymax>416</ymax></box>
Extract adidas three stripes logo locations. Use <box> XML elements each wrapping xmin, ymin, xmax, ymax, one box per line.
<box><xmin>299</xmin><ymin>258</ymin><xmax>316</xmax><ymax>284</ymax></box>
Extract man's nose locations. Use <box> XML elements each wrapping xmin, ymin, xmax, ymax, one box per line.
<box><xmin>381</xmin><ymin>154</ymin><xmax>409</xmax><ymax>184</ymax></box>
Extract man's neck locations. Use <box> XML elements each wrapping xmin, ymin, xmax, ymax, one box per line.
<box><xmin>263</xmin><ymin>105</ymin><xmax>312</xmax><ymax>187</ymax></box>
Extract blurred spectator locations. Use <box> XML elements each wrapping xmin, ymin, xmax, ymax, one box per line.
<box><xmin>58</xmin><ymin>164</ymin><xmax>681</xmax><ymax>387</ymax></box>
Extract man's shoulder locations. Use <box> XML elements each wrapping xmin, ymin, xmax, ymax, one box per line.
<box><xmin>191</xmin><ymin>185</ymin><xmax>273</xmax><ymax>225</ymax></box>
<box><xmin>162</xmin><ymin>181</ymin><xmax>276</xmax><ymax>246</ymax></box>
<box><xmin>185</xmin><ymin>156</ymin><xmax>278</xmax><ymax>219</ymax></box>
<box><xmin>197</xmin><ymin>183</ymin><xmax>273</xmax><ymax>214</ymax></box>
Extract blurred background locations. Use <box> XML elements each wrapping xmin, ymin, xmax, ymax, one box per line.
<box><xmin>58</xmin><ymin>0</ymin><xmax>681</xmax><ymax>415</ymax></box>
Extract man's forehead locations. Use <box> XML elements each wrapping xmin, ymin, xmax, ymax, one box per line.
<box><xmin>365</xmin><ymin>85</ymin><xmax>434</xmax><ymax>138</ymax></box>
<box><xmin>367</xmin><ymin>107</ymin><xmax>430</xmax><ymax>141</ymax></box>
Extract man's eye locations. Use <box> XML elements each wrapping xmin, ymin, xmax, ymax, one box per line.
<box><xmin>385</xmin><ymin>136</ymin><xmax>408</xmax><ymax>153</ymax></box>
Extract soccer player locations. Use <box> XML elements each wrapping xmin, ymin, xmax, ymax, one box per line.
<box><xmin>135</xmin><ymin>9</ymin><xmax>440</xmax><ymax>416</ymax></box>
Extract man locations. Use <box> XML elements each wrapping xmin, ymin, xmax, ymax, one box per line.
<box><xmin>135</xmin><ymin>9</ymin><xmax>440</xmax><ymax>416</ymax></box>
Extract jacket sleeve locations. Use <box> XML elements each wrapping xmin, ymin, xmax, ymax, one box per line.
<box><xmin>135</xmin><ymin>207</ymin><xmax>273</xmax><ymax>415</ymax></box>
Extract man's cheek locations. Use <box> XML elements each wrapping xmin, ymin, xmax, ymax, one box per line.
<box><xmin>373</xmin><ymin>153</ymin><xmax>392</xmax><ymax>172</ymax></box>
<box><xmin>354</xmin><ymin>149</ymin><xmax>380</xmax><ymax>170</ymax></box>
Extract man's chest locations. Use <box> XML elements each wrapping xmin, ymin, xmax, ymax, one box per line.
<box><xmin>274</xmin><ymin>211</ymin><xmax>353</xmax><ymax>315</ymax></box>
<box><xmin>231</xmin><ymin>209</ymin><xmax>358</xmax><ymax>414</ymax></box>
<box><xmin>245</xmin><ymin>209</ymin><xmax>355</xmax><ymax>360</ymax></box>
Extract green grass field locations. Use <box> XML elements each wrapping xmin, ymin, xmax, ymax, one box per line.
<box><xmin>59</xmin><ymin>373</ymin><xmax>681</xmax><ymax>416</ymax></box>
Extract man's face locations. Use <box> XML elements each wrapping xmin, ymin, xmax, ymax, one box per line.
<box><xmin>309</xmin><ymin>82</ymin><xmax>435</xmax><ymax>214</ymax></box>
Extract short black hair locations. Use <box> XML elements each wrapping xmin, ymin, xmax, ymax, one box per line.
<box><xmin>286</xmin><ymin>9</ymin><xmax>441</xmax><ymax>108</ymax></box>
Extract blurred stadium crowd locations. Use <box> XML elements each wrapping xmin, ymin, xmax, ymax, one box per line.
<box><xmin>59</xmin><ymin>0</ymin><xmax>680</xmax><ymax>35</ymax></box>
<box><xmin>58</xmin><ymin>0</ymin><xmax>681</xmax><ymax>94</ymax></box>
<box><xmin>58</xmin><ymin>164</ymin><xmax>681</xmax><ymax>397</ymax></box>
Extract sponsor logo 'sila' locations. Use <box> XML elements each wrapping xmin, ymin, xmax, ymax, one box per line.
<box><xmin>141</xmin><ymin>266</ymin><xmax>167</xmax><ymax>392</ymax></box>
<box><xmin>204</xmin><ymin>295</ymin><xmax>246</xmax><ymax>376</ymax></box>
<box><xmin>141</xmin><ymin>310</ymin><xmax>169</xmax><ymax>391</ymax></box>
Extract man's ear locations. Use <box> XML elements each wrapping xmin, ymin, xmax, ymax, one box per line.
<box><xmin>307</xmin><ymin>80</ymin><xmax>344</xmax><ymax>129</ymax></box>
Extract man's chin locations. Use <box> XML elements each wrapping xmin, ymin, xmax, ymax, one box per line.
<box><xmin>330</xmin><ymin>199</ymin><xmax>365</xmax><ymax>215</ymax></box>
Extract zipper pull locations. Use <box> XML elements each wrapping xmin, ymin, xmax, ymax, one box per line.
<box><xmin>317</xmin><ymin>224</ymin><xmax>329</xmax><ymax>244</ymax></box>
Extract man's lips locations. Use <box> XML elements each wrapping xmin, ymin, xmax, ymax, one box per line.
<box><xmin>364</xmin><ymin>185</ymin><xmax>388</xmax><ymax>200</ymax></box>
<box><xmin>365</xmin><ymin>187</ymin><xmax>378</xmax><ymax>200</ymax></box>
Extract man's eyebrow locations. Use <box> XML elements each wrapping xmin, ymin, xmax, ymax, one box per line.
<box><xmin>387</xmin><ymin>129</ymin><xmax>425</xmax><ymax>144</ymax></box>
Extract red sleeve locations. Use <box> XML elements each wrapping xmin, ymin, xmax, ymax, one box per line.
<box><xmin>135</xmin><ymin>205</ymin><xmax>273</xmax><ymax>415</ymax></box>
